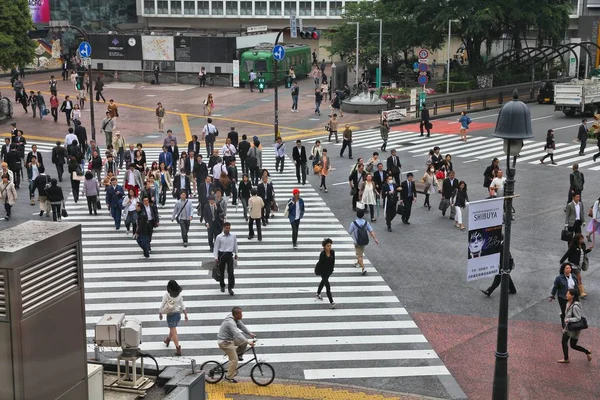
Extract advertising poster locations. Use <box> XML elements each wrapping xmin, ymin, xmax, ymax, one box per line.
<box><xmin>467</xmin><ymin>198</ymin><xmax>504</xmax><ymax>282</ymax></box>
<box><xmin>233</xmin><ymin>60</ymin><xmax>240</xmax><ymax>88</ymax></box>
<box><xmin>29</xmin><ymin>0</ymin><xmax>50</xmax><ymax>24</ymax></box>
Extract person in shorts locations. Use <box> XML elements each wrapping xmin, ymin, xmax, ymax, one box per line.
<box><xmin>348</xmin><ymin>208</ymin><xmax>379</xmax><ymax>275</ymax></box>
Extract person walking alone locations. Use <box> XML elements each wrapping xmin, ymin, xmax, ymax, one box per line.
<box><xmin>159</xmin><ymin>280</ymin><xmax>188</xmax><ymax>356</ymax></box>
<box><xmin>291</xmin><ymin>81</ymin><xmax>299</xmax><ymax>112</ymax></box>
<box><xmin>557</xmin><ymin>288</ymin><xmax>592</xmax><ymax>363</ymax></box>
<box><xmin>214</xmin><ymin>222</ymin><xmax>238</xmax><ymax>295</ymax></box>
<box><xmin>421</xmin><ymin>165</ymin><xmax>437</xmax><ymax>211</ymax></box>
<box><xmin>286</xmin><ymin>188</ymin><xmax>304</xmax><ymax>248</ymax></box>
<box><xmin>319</xmin><ymin>149</ymin><xmax>331</xmax><ymax>193</ymax></box>
<box><xmin>577</xmin><ymin>119</ymin><xmax>588</xmax><ymax>156</ymax></box>
<box><xmin>420</xmin><ymin>103</ymin><xmax>431</xmax><ymax>137</ymax></box>
<box><xmin>314</xmin><ymin>88</ymin><xmax>322</xmax><ymax>116</ymax></box>
<box><xmin>451</xmin><ymin>180</ymin><xmax>469</xmax><ymax>230</ymax></box>
<box><xmin>349</xmin><ymin>209</ymin><xmax>379</xmax><ymax>275</ymax></box>
<box><xmin>540</xmin><ymin>129</ymin><xmax>557</xmax><ymax>164</ymax></box>
<box><xmin>328</xmin><ymin>113</ymin><xmax>339</xmax><ymax>143</ymax></box>
<box><xmin>172</xmin><ymin>190</ymin><xmax>193</xmax><ymax>247</ymax></box>
<box><xmin>292</xmin><ymin>140</ymin><xmax>307</xmax><ymax>185</ymax></box>
<box><xmin>315</xmin><ymin>238</ymin><xmax>336</xmax><ymax>308</ymax></box>
<box><xmin>247</xmin><ymin>188</ymin><xmax>264</xmax><ymax>241</ymax></box>
<box><xmin>380</xmin><ymin>118</ymin><xmax>390</xmax><ymax>152</ymax></box>
<box><xmin>0</xmin><ymin>174</ymin><xmax>17</xmax><ymax>220</ymax></box>
<box><xmin>458</xmin><ymin>111</ymin><xmax>471</xmax><ymax>142</ymax></box>
<box><xmin>156</xmin><ymin>102</ymin><xmax>166</xmax><ymax>133</ymax></box>
<box><xmin>340</xmin><ymin>124</ymin><xmax>353</xmax><ymax>158</ymax></box>
<box><xmin>83</xmin><ymin>171</ymin><xmax>100</xmax><ymax>215</ymax></box>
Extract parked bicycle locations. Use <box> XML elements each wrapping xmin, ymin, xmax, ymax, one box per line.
<box><xmin>200</xmin><ymin>340</ymin><xmax>275</xmax><ymax>386</ymax></box>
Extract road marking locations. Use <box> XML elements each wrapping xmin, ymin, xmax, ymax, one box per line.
<box><xmin>531</xmin><ymin>115</ymin><xmax>554</xmax><ymax>121</ymax></box>
<box><xmin>181</xmin><ymin>114</ymin><xmax>193</xmax><ymax>142</ymax></box>
<box><xmin>447</xmin><ymin>113</ymin><xmax>499</xmax><ymax>123</ymax></box>
<box><xmin>553</xmin><ymin>123</ymin><xmax>580</xmax><ymax>131</ymax></box>
<box><xmin>332</xmin><ymin>181</ymin><xmax>348</xmax><ymax>186</ymax></box>
<box><xmin>303</xmin><ymin>366</ymin><xmax>451</xmax><ymax>380</ymax></box>
<box><xmin>146</xmin><ymin>94</ymin><xmax>156</xmax><ymax>97</ymax></box>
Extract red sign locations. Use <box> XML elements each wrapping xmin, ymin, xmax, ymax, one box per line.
<box><xmin>29</xmin><ymin>0</ymin><xmax>50</xmax><ymax>24</ymax></box>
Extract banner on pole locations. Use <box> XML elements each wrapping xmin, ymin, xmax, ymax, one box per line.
<box><xmin>467</xmin><ymin>198</ymin><xmax>504</xmax><ymax>282</ymax></box>
<box><xmin>233</xmin><ymin>60</ymin><xmax>240</xmax><ymax>88</ymax></box>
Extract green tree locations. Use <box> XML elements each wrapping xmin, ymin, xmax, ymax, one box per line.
<box><xmin>0</xmin><ymin>0</ymin><xmax>36</xmax><ymax>70</ymax></box>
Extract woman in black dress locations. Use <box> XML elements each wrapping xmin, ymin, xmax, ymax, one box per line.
<box><xmin>316</xmin><ymin>238</ymin><xmax>336</xmax><ymax>309</ymax></box>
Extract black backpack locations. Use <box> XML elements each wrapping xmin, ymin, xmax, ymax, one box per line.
<box><xmin>353</xmin><ymin>220</ymin><xmax>369</xmax><ymax>246</ymax></box>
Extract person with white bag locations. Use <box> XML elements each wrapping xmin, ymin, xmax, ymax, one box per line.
<box><xmin>159</xmin><ymin>280</ymin><xmax>188</xmax><ymax>356</ymax></box>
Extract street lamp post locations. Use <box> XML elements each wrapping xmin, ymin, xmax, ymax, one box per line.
<box><xmin>50</xmin><ymin>21</ymin><xmax>97</xmax><ymax>141</ymax></box>
<box><xmin>491</xmin><ymin>90</ymin><xmax>533</xmax><ymax>400</ymax></box>
<box><xmin>446</xmin><ymin>19</ymin><xmax>459</xmax><ymax>94</ymax></box>
<box><xmin>375</xmin><ymin>19</ymin><xmax>382</xmax><ymax>88</ymax></box>
<box><xmin>347</xmin><ymin>22</ymin><xmax>360</xmax><ymax>86</ymax></box>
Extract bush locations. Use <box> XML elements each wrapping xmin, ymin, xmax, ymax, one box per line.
<box><xmin>436</xmin><ymin>81</ymin><xmax>477</xmax><ymax>93</ymax></box>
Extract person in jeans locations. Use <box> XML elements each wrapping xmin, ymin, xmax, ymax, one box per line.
<box><xmin>122</xmin><ymin>189</ymin><xmax>139</xmax><ymax>235</ymax></box>
<box><xmin>0</xmin><ymin>174</ymin><xmax>17</xmax><ymax>220</ymax></box>
<box><xmin>286</xmin><ymin>188</ymin><xmax>305</xmax><ymax>248</ymax></box>
<box><xmin>217</xmin><ymin>307</ymin><xmax>256</xmax><ymax>383</ymax></box>
<box><xmin>550</xmin><ymin>263</ymin><xmax>579</xmax><ymax>328</ymax></box>
<box><xmin>247</xmin><ymin>188</ymin><xmax>264</xmax><ymax>241</ymax></box>
<box><xmin>557</xmin><ymin>288</ymin><xmax>592</xmax><ymax>363</ymax></box>
<box><xmin>105</xmin><ymin>177</ymin><xmax>124</xmax><ymax>230</ymax></box>
<box><xmin>83</xmin><ymin>171</ymin><xmax>100</xmax><ymax>215</ymax></box>
<box><xmin>172</xmin><ymin>190</ymin><xmax>193</xmax><ymax>247</ymax></box>
<box><xmin>316</xmin><ymin>238</ymin><xmax>336</xmax><ymax>308</ymax></box>
<box><xmin>291</xmin><ymin>81</ymin><xmax>299</xmax><ymax>112</ymax></box>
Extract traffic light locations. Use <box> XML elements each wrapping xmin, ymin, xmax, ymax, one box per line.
<box><xmin>300</xmin><ymin>29</ymin><xmax>321</xmax><ymax>40</ymax></box>
<box><xmin>258</xmin><ymin>77</ymin><xmax>265</xmax><ymax>92</ymax></box>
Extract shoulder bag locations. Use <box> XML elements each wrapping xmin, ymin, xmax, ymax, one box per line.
<box><xmin>175</xmin><ymin>200</ymin><xmax>189</xmax><ymax>224</ymax></box>
<box><xmin>567</xmin><ymin>303</ymin><xmax>589</xmax><ymax>331</ymax></box>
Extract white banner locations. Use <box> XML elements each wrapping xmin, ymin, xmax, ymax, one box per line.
<box><xmin>466</xmin><ymin>198</ymin><xmax>504</xmax><ymax>282</ymax></box>
<box><xmin>233</xmin><ymin>60</ymin><xmax>240</xmax><ymax>88</ymax></box>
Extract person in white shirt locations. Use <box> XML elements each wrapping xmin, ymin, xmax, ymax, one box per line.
<box><xmin>274</xmin><ymin>137</ymin><xmax>286</xmax><ymax>173</ymax></box>
<box><xmin>221</xmin><ymin>138</ymin><xmax>236</xmax><ymax>164</ymax></box>
<box><xmin>159</xmin><ymin>280</ymin><xmax>188</xmax><ymax>357</ymax></box>
<box><xmin>212</xmin><ymin>158</ymin><xmax>227</xmax><ymax>183</ymax></box>
<box><xmin>201</xmin><ymin>118</ymin><xmax>218</xmax><ymax>158</ymax></box>
<box><xmin>490</xmin><ymin>169</ymin><xmax>506</xmax><ymax>197</ymax></box>
<box><xmin>65</xmin><ymin>128</ymin><xmax>78</xmax><ymax>146</ymax></box>
<box><xmin>214</xmin><ymin>222</ymin><xmax>238</xmax><ymax>295</ymax></box>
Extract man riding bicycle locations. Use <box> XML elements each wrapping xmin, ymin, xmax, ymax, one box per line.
<box><xmin>218</xmin><ymin>307</ymin><xmax>256</xmax><ymax>383</ymax></box>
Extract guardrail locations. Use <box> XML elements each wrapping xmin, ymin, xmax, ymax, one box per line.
<box><xmin>95</xmin><ymin>70</ymin><xmax>233</xmax><ymax>87</ymax></box>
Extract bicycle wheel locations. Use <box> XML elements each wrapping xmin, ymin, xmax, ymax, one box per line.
<box><xmin>250</xmin><ymin>362</ymin><xmax>275</xmax><ymax>386</ymax></box>
<box><xmin>200</xmin><ymin>360</ymin><xmax>225</xmax><ymax>384</ymax></box>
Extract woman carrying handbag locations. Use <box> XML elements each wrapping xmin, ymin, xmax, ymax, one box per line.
<box><xmin>557</xmin><ymin>288</ymin><xmax>592</xmax><ymax>363</ymax></box>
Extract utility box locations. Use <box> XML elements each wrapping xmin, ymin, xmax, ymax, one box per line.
<box><xmin>0</xmin><ymin>221</ymin><xmax>87</xmax><ymax>400</ymax></box>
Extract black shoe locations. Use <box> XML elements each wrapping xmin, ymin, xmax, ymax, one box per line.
<box><xmin>39</xmin><ymin>211</ymin><xmax>43</xmax><ymax>217</ymax></box>
<box><xmin>420</xmin><ymin>134</ymin><xmax>424</xmax><ymax>137</ymax></box>
<box><xmin>228</xmin><ymin>289</ymin><xmax>234</xmax><ymax>296</ymax></box>
<box><xmin>509</xmin><ymin>290</ymin><xmax>517</xmax><ymax>295</ymax></box>
<box><xmin>594</xmin><ymin>155</ymin><xmax>598</xmax><ymax>162</ymax></box>
<box><xmin>238</xmin><ymin>356</ymin><xmax>244</xmax><ymax>361</ymax></box>
<box><xmin>442</xmin><ymin>211</ymin><xmax>446</xmax><ymax>216</ymax></box>
<box><xmin>481</xmin><ymin>289</ymin><xmax>491</xmax><ymax>297</ymax></box>
<box><xmin>427</xmin><ymin>134</ymin><xmax>430</xmax><ymax>138</ymax></box>
<box><xmin>387</xmin><ymin>227</ymin><xmax>392</xmax><ymax>232</ymax></box>
<box><xmin>220</xmin><ymin>287</ymin><xmax>225</xmax><ymax>293</ymax></box>
<box><xmin>224</xmin><ymin>377</ymin><xmax>238</xmax><ymax>383</ymax></box>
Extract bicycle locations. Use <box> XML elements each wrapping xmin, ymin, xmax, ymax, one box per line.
<box><xmin>200</xmin><ymin>341</ymin><xmax>275</xmax><ymax>386</ymax></box>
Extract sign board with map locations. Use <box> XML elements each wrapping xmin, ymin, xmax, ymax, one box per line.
<box><xmin>142</xmin><ymin>36</ymin><xmax>175</xmax><ymax>61</ymax></box>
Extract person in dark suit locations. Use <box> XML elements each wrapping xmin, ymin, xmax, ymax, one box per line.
<box><xmin>173</xmin><ymin>168</ymin><xmax>191</xmax><ymax>199</ymax></box>
<box><xmin>5</xmin><ymin>145</ymin><xmax>21</xmax><ymax>189</ymax></box>
<box><xmin>105</xmin><ymin>177</ymin><xmax>124</xmax><ymax>230</ymax></box>
<box><xmin>386</xmin><ymin>149</ymin><xmax>402</xmax><ymax>186</ymax></box>
<box><xmin>442</xmin><ymin>170</ymin><xmax>459</xmax><ymax>219</ymax></box>
<box><xmin>198</xmin><ymin>175</ymin><xmax>215</xmax><ymax>222</ymax></box>
<box><xmin>203</xmin><ymin>195</ymin><xmax>223</xmax><ymax>251</ymax></box>
<box><xmin>372</xmin><ymin>163</ymin><xmax>387</xmax><ymax>193</ymax></box>
<box><xmin>348</xmin><ymin>163</ymin><xmax>367</xmax><ymax>211</ymax></box>
<box><xmin>257</xmin><ymin>175</ymin><xmax>274</xmax><ymax>226</ymax></box>
<box><xmin>52</xmin><ymin>141</ymin><xmax>68</xmax><ymax>182</ymax></box>
<box><xmin>292</xmin><ymin>139</ymin><xmax>307</xmax><ymax>185</ymax></box>
<box><xmin>420</xmin><ymin>103</ymin><xmax>431</xmax><ymax>137</ymax></box>
<box><xmin>227</xmin><ymin>127</ymin><xmax>239</xmax><ymax>149</ymax></box>
<box><xmin>431</xmin><ymin>146</ymin><xmax>443</xmax><ymax>171</ymax></box>
<box><xmin>188</xmin><ymin>135</ymin><xmax>201</xmax><ymax>156</ymax></box>
<box><xmin>74</xmin><ymin>120</ymin><xmax>88</xmax><ymax>154</ymax></box>
<box><xmin>26</xmin><ymin>144</ymin><xmax>43</xmax><ymax>166</ymax></box>
<box><xmin>382</xmin><ymin>174</ymin><xmax>401</xmax><ymax>231</ymax></box>
<box><xmin>1</xmin><ymin>138</ymin><xmax>11</xmax><ymax>162</ymax></box>
<box><xmin>140</xmin><ymin>195</ymin><xmax>159</xmax><ymax>249</ymax></box>
<box><xmin>159</xmin><ymin>146</ymin><xmax>173</xmax><ymax>172</ymax></box>
<box><xmin>193</xmin><ymin>154</ymin><xmax>208</xmax><ymax>188</ymax></box>
<box><xmin>62</xmin><ymin>60</ymin><xmax>69</xmax><ymax>80</ymax></box>
<box><xmin>400</xmin><ymin>173</ymin><xmax>417</xmax><ymax>224</ymax></box>
<box><xmin>238</xmin><ymin>134</ymin><xmax>251</xmax><ymax>174</ymax></box>
<box><xmin>168</xmin><ymin>139</ymin><xmax>179</xmax><ymax>169</ymax></box>
<box><xmin>578</xmin><ymin>119</ymin><xmax>588</xmax><ymax>156</ymax></box>
<box><xmin>59</xmin><ymin>95</ymin><xmax>74</xmax><ymax>126</ymax></box>
<box><xmin>134</xmin><ymin>202</ymin><xmax>152</xmax><ymax>258</ymax></box>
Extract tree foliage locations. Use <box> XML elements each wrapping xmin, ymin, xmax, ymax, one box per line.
<box><xmin>326</xmin><ymin>0</ymin><xmax>570</xmax><ymax>72</ymax></box>
<box><xmin>0</xmin><ymin>0</ymin><xmax>36</xmax><ymax>70</ymax></box>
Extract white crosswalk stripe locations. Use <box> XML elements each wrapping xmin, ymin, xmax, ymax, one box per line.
<box><xmin>309</xmin><ymin>129</ymin><xmax>600</xmax><ymax>170</ymax></box>
<box><xmin>50</xmin><ymin>144</ymin><xmax>451</xmax><ymax>382</ymax></box>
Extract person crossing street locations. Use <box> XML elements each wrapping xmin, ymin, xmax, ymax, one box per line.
<box><xmin>214</xmin><ymin>222</ymin><xmax>238</xmax><ymax>295</ymax></box>
<box><xmin>172</xmin><ymin>190</ymin><xmax>193</xmax><ymax>247</ymax></box>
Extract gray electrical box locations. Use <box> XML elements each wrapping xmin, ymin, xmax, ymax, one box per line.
<box><xmin>0</xmin><ymin>221</ymin><xmax>88</xmax><ymax>400</ymax></box>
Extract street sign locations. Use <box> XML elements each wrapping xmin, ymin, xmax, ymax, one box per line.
<box><xmin>418</xmin><ymin>63</ymin><xmax>428</xmax><ymax>72</ymax></box>
<box><xmin>418</xmin><ymin>58</ymin><xmax>428</xmax><ymax>64</ymax></box>
<box><xmin>418</xmin><ymin>49</ymin><xmax>429</xmax><ymax>59</ymax></box>
<box><xmin>78</xmin><ymin>41</ymin><xmax>92</xmax><ymax>58</ymax></box>
<box><xmin>247</xmin><ymin>25</ymin><xmax>268</xmax><ymax>33</ymax></box>
<box><xmin>299</xmin><ymin>18</ymin><xmax>303</xmax><ymax>32</ymax></box>
<box><xmin>290</xmin><ymin>13</ymin><xmax>297</xmax><ymax>38</ymax></box>
<box><xmin>418</xmin><ymin>75</ymin><xmax>429</xmax><ymax>85</ymax></box>
<box><xmin>413</xmin><ymin>62</ymin><xmax>418</xmax><ymax>69</ymax></box>
<box><xmin>272</xmin><ymin>45</ymin><xmax>285</xmax><ymax>61</ymax></box>
<box><xmin>81</xmin><ymin>57</ymin><xmax>91</xmax><ymax>67</ymax></box>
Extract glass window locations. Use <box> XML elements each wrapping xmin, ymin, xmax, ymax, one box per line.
<box><xmin>299</xmin><ymin>1</ymin><xmax>310</xmax><ymax>15</ymax></box>
<box><xmin>314</xmin><ymin>1</ymin><xmax>326</xmax><ymax>16</ymax></box>
<box><xmin>144</xmin><ymin>0</ymin><xmax>156</xmax><ymax>13</ymax></box>
<box><xmin>240</xmin><ymin>1</ymin><xmax>252</xmax><ymax>14</ymax></box>
<box><xmin>157</xmin><ymin>0</ymin><xmax>169</xmax><ymax>13</ymax></box>
<box><xmin>226</xmin><ymin>1</ymin><xmax>237</xmax><ymax>14</ymax></box>
<box><xmin>255</xmin><ymin>1</ymin><xmax>266</xmax><ymax>14</ymax></box>
<box><xmin>284</xmin><ymin>1</ymin><xmax>295</xmax><ymax>15</ymax></box>
<box><xmin>171</xmin><ymin>0</ymin><xmax>182</xmax><ymax>13</ymax></box>
<box><xmin>244</xmin><ymin>60</ymin><xmax>253</xmax><ymax>72</ymax></box>
<box><xmin>329</xmin><ymin>1</ymin><xmax>342</xmax><ymax>15</ymax></box>
<box><xmin>256</xmin><ymin>60</ymin><xmax>267</xmax><ymax>72</ymax></box>
<box><xmin>269</xmin><ymin>1</ymin><xmax>281</xmax><ymax>15</ymax></box>
<box><xmin>212</xmin><ymin>0</ymin><xmax>223</xmax><ymax>14</ymax></box>
<box><xmin>198</xmin><ymin>0</ymin><xmax>209</xmax><ymax>14</ymax></box>
<box><xmin>184</xmin><ymin>0</ymin><xmax>195</xmax><ymax>14</ymax></box>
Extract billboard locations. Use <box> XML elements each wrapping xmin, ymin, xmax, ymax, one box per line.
<box><xmin>466</xmin><ymin>198</ymin><xmax>504</xmax><ymax>282</ymax></box>
<box><xmin>142</xmin><ymin>36</ymin><xmax>175</xmax><ymax>61</ymax></box>
<box><xmin>89</xmin><ymin>35</ymin><xmax>143</xmax><ymax>60</ymax></box>
<box><xmin>29</xmin><ymin>0</ymin><xmax>50</xmax><ymax>24</ymax></box>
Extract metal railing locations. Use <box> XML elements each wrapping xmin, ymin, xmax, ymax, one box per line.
<box><xmin>95</xmin><ymin>70</ymin><xmax>233</xmax><ymax>86</ymax></box>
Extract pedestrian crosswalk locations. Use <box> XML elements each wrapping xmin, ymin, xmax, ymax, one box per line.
<box><xmin>54</xmin><ymin>145</ymin><xmax>451</xmax><ymax>382</ymax></box>
<box><xmin>311</xmin><ymin>129</ymin><xmax>600</xmax><ymax>171</ymax></box>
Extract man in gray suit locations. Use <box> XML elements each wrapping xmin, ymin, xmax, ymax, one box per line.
<box><xmin>565</xmin><ymin>193</ymin><xmax>585</xmax><ymax>235</ymax></box>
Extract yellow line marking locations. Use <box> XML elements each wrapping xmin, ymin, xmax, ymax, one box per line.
<box><xmin>206</xmin><ymin>382</ymin><xmax>414</xmax><ymax>400</ymax></box>
<box><xmin>181</xmin><ymin>114</ymin><xmax>193</xmax><ymax>143</ymax></box>
<box><xmin>0</xmin><ymin>79</ymin><xmax>50</xmax><ymax>89</ymax></box>
<box><xmin>0</xmin><ymin>132</ymin><xmax>63</xmax><ymax>143</ymax></box>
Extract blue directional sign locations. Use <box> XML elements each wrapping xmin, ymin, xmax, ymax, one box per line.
<box><xmin>418</xmin><ymin>75</ymin><xmax>429</xmax><ymax>85</ymax></box>
<box><xmin>78</xmin><ymin>41</ymin><xmax>92</xmax><ymax>58</ymax></box>
<box><xmin>272</xmin><ymin>45</ymin><xmax>285</xmax><ymax>61</ymax></box>
<box><xmin>413</xmin><ymin>62</ymin><xmax>419</xmax><ymax>69</ymax></box>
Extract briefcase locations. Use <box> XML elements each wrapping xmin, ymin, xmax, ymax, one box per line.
<box><xmin>396</xmin><ymin>203</ymin><xmax>405</xmax><ymax>215</ymax></box>
<box><xmin>561</xmin><ymin>227</ymin><xmax>573</xmax><ymax>242</ymax></box>
<box><xmin>211</xmin><ymin>264</ymin><xmax>220</xmax><ymax>281</ymax></box>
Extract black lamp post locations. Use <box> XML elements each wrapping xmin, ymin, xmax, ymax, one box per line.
<box><xmin>491</xmin><ymin>90</ymin><xmax>533</xmax><ymax>399</ymax></box>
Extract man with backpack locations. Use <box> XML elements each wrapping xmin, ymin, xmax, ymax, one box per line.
<box><xmin>348</xmin><ymin>209</ymin><xmax>379</xmax><ymax>275</ymax></box>
<box><xmin>568</xmin><ymin>163</ymin><xmax>585</xmax><ymax>209</ymax></box>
